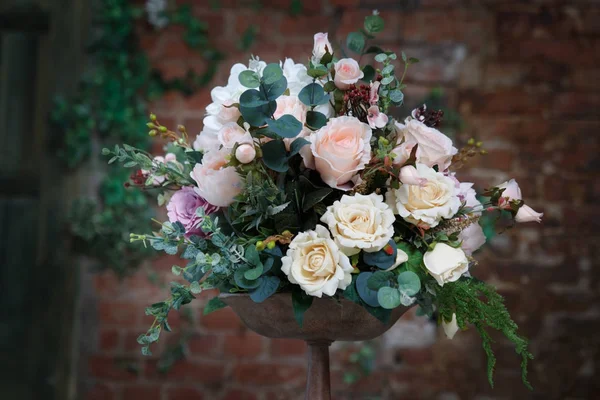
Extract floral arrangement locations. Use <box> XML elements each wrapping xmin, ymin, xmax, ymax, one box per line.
<box><xmin>104</xmin><ymin>13</ymin><xmax>542</xmax><ymax>388</ymax></box>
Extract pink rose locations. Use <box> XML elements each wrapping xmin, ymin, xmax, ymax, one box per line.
<box><xmin>496</xmin><ymin>179</ymin><xmax>522</xmax><ymax>209</ymax></box>
<box><xmin>399</xmin><ymin>165</ymin><xmax>427</xmax><ymax>186</ymax></box>
<box><xmin>218</xmin><ymin>99</ymin><xmax>241</xmax><ymax>122</ymax></box>
<box><xmin>333</xmin><ymin>58</ymin><xmax>364</xmax><ymax>90</ymax></box>
<box><xmin>305</xmin><ymin>116</ymin><xmax>372</xmax><ymax>189</ymax></box>
<box><xmin>167</xmin><ymin>187</ymin><xmax>218</xmax><ymax>236</ymax></box>
<box><xmin>312</xmin><ymin>32</ymin><xmax>332</xmax><ymax>64</ymax></box>
<box><xmin>458</xmin><ymin>182</ymin><xmax>482</xmax><ymax>214</ymax></box>
<box><xmin>218</xmin><ymin>122</ymin><xmax>253</xmax><ymax>150</ymax></box>
<box><xmin>189</xmin><ymin>149</ymin><xmax>243</xmax><ymax>207</ymax></box>
<box><xmin>390</xmin><ymin>141</ymin><xmax>412</xmax><ymax>166</ymax></box>
<box><xmin>367</xmin><ymin>105</ymin><xmax>388</xmax><ymax>129</ymax></box>
<box><xmin>274</xmin><ymin>95</ymin><xmax>307</xmax><ymax>124</ymax></box>
<box><xmin>459</xmin><ymin>223</ymin><xmax>486</xmax><ymax>256</ymax></box>
<box><xmin>515</xmin><ymin>205</ymin><xmax>543</xmax><ymax>223</ymax></box>
<box><xmin>235</xmin><ymin>144</ymin><xmax>256</xmax><ymax>164</ymax></box>
<box><xmin>395</xmin><ymin>119</ymin><xmax>458</xmax><ymax>171</ymax></box>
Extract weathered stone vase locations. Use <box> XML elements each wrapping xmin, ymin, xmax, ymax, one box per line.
<box><xmin>219</xmin><ymin>293</ymin><xmax>410</xmax><ymax>400</ymax></box>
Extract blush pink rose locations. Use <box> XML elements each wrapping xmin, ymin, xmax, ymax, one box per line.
<box><xmin>167</xmin><ymin>186</ymin><xmax>218</xmax><ymax>236</ymax></box>
<box><xmin>459</xmin><ymin>223</ymin><xmax>486</xmax><ymax>256</ymax></box>
<box><xmin>274</xmin><ymin>95</ymin><xmax>307</xmax><ymax>124</ymax></box>
<box><xmin>334</xmin><ymin>58</ymin><xmax>364</xmax><ymax>90</ymax></box>
<box><xmin>189</xmin><ymin>149</ymin><xmax>243</xmax><ymax>207</ymax></box>
<box><xmin>217</xmin><ymin>122</ymin><xmax>253</xmax><ymax>150</ymax></box>
<box><xmin>312</xmin><ymin>32</ymin><xmax>332</xmax><ymax>64</ymax></box>
<box><xmin>395</xmin><ymin>119</ymin><xmax>458</xmax><ymax>171</ymax></box>
<box><xmin>305</xmin><ymin>116</ymin><xmax>372</xmax><ymax>189</ymax></box>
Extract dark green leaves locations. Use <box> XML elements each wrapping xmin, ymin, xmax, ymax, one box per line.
<box><xmin>292</xmin><ymin>289</ymin><xmax>313</xmax><ymax>327</ymax></box>
<box><xmin>239</xmin><ymin>89</ymin><xmax>269</xmax><ymax>108</ymax></box>
<box><xmin>250</xmin><ymin>276</ymin><xmax>280</xmax><ymax>303</ymax></box>
<box><xmin>289</xmin><ymin>137</ymin><xmax>309</xmax><ymax>157</ymax></box>
<box><xmin>203</xmin><ymin>296</ymin><xmax>227</xmax><ymax>315</ymax></box>
<box><xmin>298</xmin><ymin>83</ymin><xmax>329</xmax><ymax>106</ymax></box>
<box><xmin>239</xmin><ymin>70</ymin><xmax>260</xmax><ymax>88</ymax></box>
<box><xmin>363</xmin><ymin>240</ymin><xmax>398</xmax><ymax>269</ymax></box>
<box><xmin>240</xmin><ymin>101</ymin><xmax>276</xmax><ymax>127</ymax></box>
<box><xmin>262</xmin><ymin>63</ymin><xmax>284</xmax><ymax>84</ymax></box>
<box><xmin>306</xmin><ymin>111</ymin><xmax>328</xmax><ymax>130</ymax></box>
<box><xmin>260</xmin><ymin>76</ymin><xmax>288</xmax><ymax>101</ymax></box>
<box><xmin>268</xmin><ymin>114</ymin><xmax>303</xmax><ymax>138</ymax></box>
<box><xmin>364</xmin><ymin>15</ymin><xmax>385</xmax><ymax>34</ymax></box>
<box><xmin>307</xmin><ymin>65</ymin><xmax>329</xmax><ymax>79</ymax></box>
<box><xmin>346</xmin><ymin>31</ymin><xmax>365</xmax><ymax>54</ymax></box>
<box><xmin>396</xmin><ymin>242</ymin><xmax>424</xmax><ymax>274</ymax></box>
<box><xmin>234</xmin><ymin>266</ymin><xmax>261</xmax><ymax>289</ymax></box>
<box><xmin>356</xmin><ymin>272</ymin><xmax>380</xmax><ymax>307</ymax></box>
<box><xmin>362</xmin><ymin>65</ymin><xmax>375</xmax><ymax>82</ymax></box>
<box><xmin>367</xmin><ymin>270</ymin><xmax>394</xmax><ymax>291</ymax></box>
<box><xmin>261</xmin><ymin>139</ymin><xmax>289</xmax><ymax>172</ymax></box>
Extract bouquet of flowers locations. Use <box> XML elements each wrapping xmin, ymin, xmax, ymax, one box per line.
<box><xmin>104</xmin><ymin>12</ymin><xmax>542</xmax><ymax>388</ymax></box>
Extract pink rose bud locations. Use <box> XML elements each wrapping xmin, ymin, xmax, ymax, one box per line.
<box><xmin>515</xmin><ymin>204</ymin><xmax>543</xmax><ymax>223</ymax></box>
<box><xmin>496</xmin><ymin>179</ymin><xmax>522</xmax><ymax>209</ymax></box>
<box><xmin>367</xmin><ymin>105</ymin><xmax>388</xmax><ymax>129</ymax></box>
<box><xmin>333</xmin><ymin>58</ymin><xmax>364</xmax><ymax>90</ymax></box>
<box><xmin>399</xmin><ymin>165</ymin><xmax>428</xmax><ymax>187</ymax></box>
<box><xmin>369</xmin><ymin>81</ymin><xmax>380</xmax><ymax>105</ymax></box>
<box><xmin>235</xmin><ymin>144</ymin><xmax>256</xmax><ymax>164</ymax></box>
<box><xmin>312</xmin><ymin>32</ymin><xmax>332</xmax><ymax>64</ymax></box>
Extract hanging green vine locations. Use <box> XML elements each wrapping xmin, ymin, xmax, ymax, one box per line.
<box><xmin>51</xmin><ymin>0</ymin><xmax>226</xmax><ymax>276</ymax></box>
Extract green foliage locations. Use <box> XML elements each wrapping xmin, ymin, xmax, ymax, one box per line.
<box><xmin>204</xmin><ymin>296</ymin><xmax>227</xmax><ymax>315</ymax></box>
<box><xmin>377</xmin><ymin>286</ymin><xmax>401</xmax><ymax>309</ymax></box>
<box><xmin>298</xmin><ymin>83</ymin><xmax>329</xmax><ymax>106</ymax></box>
<box><xmin>362</xmin><ymin>240</ymin><xmax>397</xmax><ymax>269</ymax></box>
<box><xmin>356</xmin><ymin>272</ymin><xmax>380</xmax><ymax>307</ymax></box>
<box><xmin>346</xmin><ymin>31</ymin><xmax>366</xmax><ymax>54</ymax></box>
<box><xmin>292</xmin><ymin>289</ymin><xmax>313</xmax><ymax>327</ymax></box>
<box><xmin>436</xmin><ymin>278</ymin><xmax>533</xmax><ymax>389</ymax></box>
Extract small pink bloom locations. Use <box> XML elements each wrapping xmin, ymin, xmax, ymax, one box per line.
<box><xmin>235</xmin><ymin>144</ymin><xmax>256</xmax><ymax>164</ymax></box>
<box><xmin>367</xmin><ymin>105</ymin><xmax>388</xmax><ymax>129</ymax></box>
<box><xmin>515</xmin><ymin>204</ymin><xmax>543</xmax><ymax>223</ymax></box>
<box><xmin>333</xmin><ymin>58</ymin><xmax>364</xmax><ymax>90</ymax></box>
<box><xmin>399</xmin><ymin>165</ymin><xmax>427</xmax><ymax>186</ymax></box>
<box><xmin>369</xmin><ymin>81</ymin><xmax>380</xmax><ymax>105</ymax></box>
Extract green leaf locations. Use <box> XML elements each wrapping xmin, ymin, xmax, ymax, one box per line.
<box><xmin>292</xmin><ymin>289</ymin><xmax>313</xmax><ymax>327</ymax></box>
<box><xmin>362</xmin><ymin>240</ymin><xmax>398</xmax><ymax>269</ymax></box>
<box><xmin>245</xmin><ymin>244</ymin><xmax>261</xmax><ymax>265</ymax></box>
<box><xmin>261</xmin><ymin>139</ymin><xmax>289</xmax><ymax>172</ymax></box>
<box><xmin>234</xmin><ymin>266</ymin><xmax>261</xmax><ymax>289</ymax></box>
<box><xmin>298</xmin><ymin>83</ymin><xmax>328</xmax><ymax>106</ymax></box>
<box><xmin>306</xmin><ymin>111</ymin><xmax>327</xmax><ymax>130</ymax></box>
<box><xmin>396</xmin><ymin>242</ymin><xmax>424</xmax><ymax>273</ymax></box>
<box><xmin>356</xmin><ymin>272</ymin><xmax>380</xmax><ymax>307</ymax></box>
<box><xmin>374</xmin><ymin>53</ymin><xmax>387</xmax><ymax>63</ymax></box>
<box><xmin>364</xmin><ymin>15</ymin><xmax>385</xmax><ymax>34</ymax></box>
<box><xmin>239</xmin><ymin>70</ymin><xmax>260</xmax><ymax>88</ymax></box>
<box><xmin>260</xmin><ymin>76</ymin><xmax>288</xmax><ymax>101</ymax></box>
<box><xmin>244</xmin><ymin>263</ymin><xmax>264</xmax><ymax>280</ymax></box>
<box><xmin>397</xmin><ymin>271</ymin><xmax>421</xmax><ymax>296</ymax></box>
<box><xmin>362</xmin><ymin>65</ymin><xmax>375</xmax><ymax>82</ymax></box>
<box><xmin>346</xmin><ymin>31</ymin><xmax>365</xmax><ymax>54</ymax></box>
<box><xmin>365</xmin><ymin>45</ymin><xmax>384</xmax><ymax>54</ymax></box>
<box><xmin>323</xmin><ymin>81</ymin><xmax>336</xmax><ymax>93</ymax></box>
<box><xmin>183</xmin><ymin>264</ymin><xmax>206</xmax><ymax>283</ymax></box>
<box><xmin>382</xmin><ymin>64</ymin><xmax>394</xmax><ymax>75</ymax></box>
<box><xmin>203</xmin><ymin>296</ymin><xmax>227</xmax><ymax>315</ymax></box>
<box><xmin>239</xmin><ymin>89</ymin><xmax>269</xmax><ymax>108</ymax></box>
<box><xmin>262</xmin><ymin>63</ymin><xmax>284</xmax><ymax>85</ymax></box>
<box><xmin>289</xmin><ymin>137</ymin><xmax>310</xmax><ymax>157</ymax></box>
<box><xmin>367</xmin><ymin>271</ymin><xmax>394</xmax><ymax>291</ymax></box>
<box><xmin>268</xmin><ymin>114</ymin><xmax>303</xmax><ymax>138</ymax></box>
<box><xmin>408</xmin><ymin>57</ymin><xmax>420</xmax><ymax>64</ymax></box>
<box><xmin>389</xmin><ymin>90</ymin><xmax>404</xmax><ymax>104</ymax></box>
<box><xmin>240</xmin><ymin>101</ymin><xmax>277</xmax><ymax>127</ymax></box>
<box><xmin>401</xmin><ymin>51</ymin><xmax>407</xmax><ymax>63</ymax></box>
<box><xmin>377</xmin><ymin>287</ymin><xmax>401</xmax><ymax>309</ymax></box>
<box><xmin>302</xmin><ymin>187</ymin><xmax>332</xmax><ymax>212</ymax></box>
<box><xmin>381</xmin><ymin>76</ymin><xmax>394</xmax><ymax>85</ymax></box>
<box><xmin>307</xmin><ymin>65</ymin><xmax>329</xmax><ymax>78</ymax></box>
<box><xmin>250</xmin><ymin>276</ymin><xmax>280</xmax><ymax>303</ymax></box>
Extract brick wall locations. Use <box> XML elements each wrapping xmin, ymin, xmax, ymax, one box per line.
<box><xmin>83</xmin><ymin>1</ymin><xmax>600</xmax><ymax>399</ymax></box>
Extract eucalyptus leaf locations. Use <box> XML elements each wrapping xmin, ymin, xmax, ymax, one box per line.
<box><xmin>374</xmin><ymin>53</ymin><xmax>387</xmax><ymax>63</ymax></box>
<box><xmin>268</xmin><ymin>114</ymin><xmax>303</xmax><ymax>138</ymax></box>
<box><xmin>356</xmin><ymin>272</ymin><xmax>380</xmax><ymax>307</ymax></box>
<box><xmin>367</xmin><ymin>270</ymin><xmax>394</xmax><ymax>291</ymax></box>
<box><xmin>250</xmin><ymin>276</ymin><xmax>280</xmax><ymax>303</ymax></box>
<box><xmin>364</xmin><ymin>15</ymin><xmax>385</xmax><ymax>34</ymax></box>
<box><xmin>244</xmin><ymin>264</ymin><xmax>264</xmax><ymax>280</ymax></box>
<box><xmin>239</xmin><ymin>89</ymin><xmax>269</xmax><ymax>108</ymax></box>
<box><xmin>234</xmin><ymin>267</ymin><xmax>261</xmax><ymax>289</ymax></box>
<box><xmin>203</xmin><ymin>296</ymin><xmax>227</xmax><ymax>315</ymax></box>
<box><xmin>261</xmin><ymin>139</ymin><xmax>289</xmax><ymax>172</ymax></box>
<box><xmin>397</xmin><ymin>271</ymin><xmax>421</xmax><ymax>296</ymax></box>
<box><xmin>389</xmin><ymin>90</ymin><xmax>404</xmax><ymax>104</ymax></box>
<box><xmin>289</xmin><ymin>137</ymin><xmax>310</xmax><ymax>157</ymax></box>
<box><xmin>377</xmin><ymin>287</ymin><xmax>401</xmax><ymax>309</ymax></box>
<box><xmin>306</xmin><ymin>111</ymin><xmax>328</xmax><ymax>130</ymax></box>
<box><xmin>262</xmin><ymin>63</ymin><xmax>284</xmax><ymax>85</ymax></box>
<box><xmin>362</xmin><ymin>65</ymin><xmax>375</xmax><ymax>82</ymax></box>
<box><xmin>381</xmin><ymin>76</ymin><xmax>394</xmax><ymax>85</ymax></box>
<box><xmin>292</xmin><ymin>290</ymin><xmax>313</xmax><ymax>327</ymax></box>
<box><xmin>346</xmin><ymin>31</ymin><xmax>365</xmax><ymax>54</ymax></box>
<box><xmin>239</xmin><ymin>70</ymin><xmax>260</xmax><ymax>88</ymax></box>
<box><xmin>298</xmin><ymin>83</ymin><xmax>328</xmax><ymax>106</ymax></box>
<box><xmin>260</xmin><ymin>75</ymin><xmax>288</xmax><ymax>101</ymax></box>
<box><xmin>240</xmin><ymin>101</ymin><xmax>276</xmax><ymax>127</ymax></box>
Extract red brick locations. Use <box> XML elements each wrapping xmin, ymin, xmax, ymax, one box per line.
<box><xmin>233</xmin><ymin>363</ymin><xmax>305</xmax><ymax>385</ymax></box>
<box><xmin>201</xmin><ymin>306</ymin><xmax>241</xmax><ymax>330</ymax></box>
<box><xmin>270</xmin><ymin>338</ymin><xmax>307</xmax><ymax>357</ymax></box>
<box><xmin>85</xmin><ymin>383</ymin><xmax>117</xmax><ymax>400</ymax></box>
<box><xmin>123</xmin><ymin>385</ymin><xmax>162</xmax><ymax>400</ymax></box>
<box><xmin>188</xmin><ymin>334</ymin><xmax>221</xmax><ymax>356</ymax></box>
<box><xmin>99</xmin><ymin>329</ymin><xmax>120</xmax><ymax>352</ymax></box>
<box><xmin>224</xmin><ymin>331</ymin><xmax>264</xmax><ymax>358</ymax></box>
<box><xmin>146</xmin><ymin>359</ymin><xmax>225</xmax><ymax>384</ymax></box>
<box><xmin>166</xmin><ymin>387</ymin><xmax>204</xmax><ymax>400</ymax></box>
<box><xmin>221</xmin><ymin>389</ymin><xmax>258</xmax><ymax>400</ymax></box>
<box><xmin>98</xmin><ymin>301</ymin><xmax>142</xmax><ymax>327</ymax></box>
<box><xmin>395</xmin><ymin>348</ymin><xmax>434</xmax><ymax>365</ymax></box>
<box><xmin>88</xmin><ymin>355</ymin><xmax>141</xmax><ymax>381</ymax></box>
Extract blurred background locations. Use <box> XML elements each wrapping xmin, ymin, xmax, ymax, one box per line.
<box><xmin>0</xmin><ymin>0</ymin><xmax>598</xmax><ymax>399</ymax></box>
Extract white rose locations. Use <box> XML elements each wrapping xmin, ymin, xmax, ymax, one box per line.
<box><xmin>442</xmin><ymin>313</ymin><xmax>459</xmax><ymax>339</ymax></box>
<box><xmin>496</xmin><ymin>178</ymin><xmax>522</xmax><ymax>208</ymax></box>
<box><xmin>424</xmin><ymin>243</ymin><xmax>469</xmax><ymax>286</ymax></box>
<box><xmin>386</xmin><ymin>163</ymin><xmax>461</xmax><ymax>228</ymax></box>
<box><xmin>395</xmin><ymin>119</ymin><xmax>458</xmax><ymax>171</ymax></box>
<box><xmin>312</xmin><ymin>32</ymin><xmax>332</xmax><ymax>64</ymax></box>
<box><xmin>515</xmin><ymin>204</ymin><xmax>543</xmax><ymax>223</ymax></box>
<box><xmin>281</xmin><ymin>225</ymin><xmax>353</xmax><ymax>298</ymax></box>
<box><xmin>459</xmin><ymin>223</ymin><xmax>486</xmax><ymax>256</ymax></box>
<box><xmin>320</xmin><ymin>193</ymin><xmax>395</xmax><ymax>256</ymax></box>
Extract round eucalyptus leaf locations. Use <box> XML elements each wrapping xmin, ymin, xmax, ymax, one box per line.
<box><xmin>397</xmin><ymin>271</ymin><xmax>421</xmax><ymax>296</ymax></box>
<box><xmin>262</xmin><ymin>63</ymin><xmax>284</xmax><ymax>85</ymax></box>
<box><xmin>239</xmin><ymin>70</ymin><xmax>260</xmax><ymax>88</ymax></box>
<box><xmin>377</xmin><ymin>287</ymin><xmax>401</xmax><ymax>310</ymax></box>
<box><xmin>356</xmin><ymin>272</ymin><xmax>380</xmax><ymax>307</ymax></box>
<box><xmin>346</xmin><ymin>31</ymin><xmax>365</xmax><ymax>54</ymax></box>
<box><xmin>239</xmin><ymin>89</ymin><xmax>269</xmax><ymax>108</ymax></box>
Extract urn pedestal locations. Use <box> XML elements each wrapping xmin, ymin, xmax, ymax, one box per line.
<box><xmin>220</xmin><ymin>293</ymin><xmax>410</xmax><ymax>400</ymax></box>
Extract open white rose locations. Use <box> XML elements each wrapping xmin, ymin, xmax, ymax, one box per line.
<box><xmin>424</xmin><ymin>243</ymin><xmax>469</xmax><ymax>286</ymax></box>
<box><xmin>320</xmin><ymin>193</ymin><xmax>395</xmax><ymax>256</ymax></box>
<box><xmin>394</xmin><ymin>119</ymin><xmax>457</xmax><ymax>171</ymax></box>
<box><xmin>281</xmin><ymin>225</ymin><xmax>353</xmax><ymax>298</ymax></box>
<box><xmin>442</xmin><ymin>313</ymin><xmax>460</xmax><ymax>339</ymax></box>
<box><xmin>386</xmin><ymin>163</ymin><xmax>461</xmax><ymax>228</ymax></box>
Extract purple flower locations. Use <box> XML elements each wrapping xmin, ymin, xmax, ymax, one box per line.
<box><xmin>166</xmin><ymin>187</ymin><xmax>218</xmax><ymax>236</ymax></box>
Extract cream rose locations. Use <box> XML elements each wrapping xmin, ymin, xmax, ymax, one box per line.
<box><xmin>386</xmin><ymin>163</ymin><xmax>461</xmax><ymax>228</ymax></box>
<box><xmin>395</xmin><ymin>119</ymin><xmax>458</xmax><ymax>171</ymax></box>
<box><xmin>189</xmin><ymin>149</ymin><xmax>243</xmax><ymax>207</ymax></box>
<box><xmin>312</xmin><ymin>32</ymin><xmax>332</xmax><ymax>64</ymax></box>
<box><xmin>333</xmin><ymin>58</ymin><xmax>364</xmax><ymax>90</ymax></box>
<box><xmin>305</xmin><ymin>116</ymin><xmax>372</xmax><ymax>189</ymax></box>
<box><xmin>281</xmin><ymin>225</ymin><xmax>353</xmax><ymax>298</ymax></box>
<box><xmin>442</xmin><ymin>313</ymin><xmax>459</xmax><ymax>339</ymax></box>
<box><xmin>320</xmin><ymin>193</ymin><xmax>395</xmax><ymax>256</ymax></box>
<box><xmin>217</xmin><ymin>122</ymin><xmax>253</xmax><ymax>150</ymax></box>
<box><xmin>424</xmin><ymin>243</ymin><xmax>469</xmax><ymax>286</ymax></box>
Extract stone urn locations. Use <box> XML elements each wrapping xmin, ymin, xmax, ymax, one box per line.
<box><xmin>219</xmin><ymin>293</ymin><xmax>410</xmax><ymax>400</ymax></box>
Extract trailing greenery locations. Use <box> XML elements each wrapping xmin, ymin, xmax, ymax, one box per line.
<box><xmin>436</xmin><ymin>278</ymin><xmax>533</xmax><ymax>389</ymax></box>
